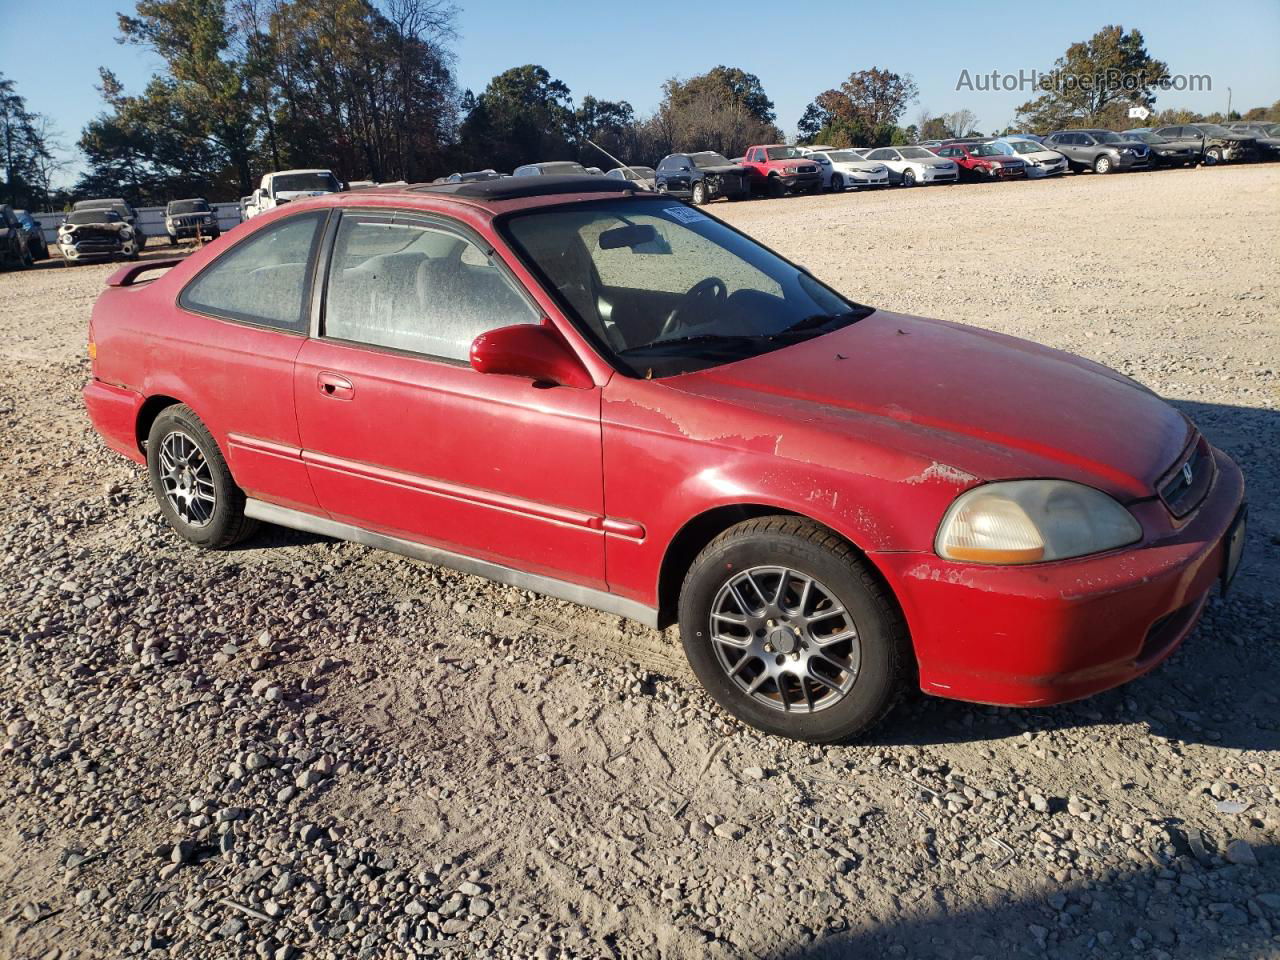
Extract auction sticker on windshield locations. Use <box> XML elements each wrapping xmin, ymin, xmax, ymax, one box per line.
<box><xmin>664</xmin><ymin>207</ymin><xmax>710</xmax><ymax>225</ymax></box>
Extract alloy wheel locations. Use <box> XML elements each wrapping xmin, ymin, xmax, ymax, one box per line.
<box><xmin>158</xmin><ymin>431</ymin><xmax>216</xmax><ymax>526</ymax></box>
<box><xmin>709</xmin><ymin>565</ymin><xmax>860</xmax><ymax>713</ymax></box>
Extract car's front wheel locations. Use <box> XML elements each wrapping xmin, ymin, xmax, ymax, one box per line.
<box><xmin>1204</xmin><ymin>146</ymin><xmax>1223</xmax><ymax>165</ymax></box>
<box><xmin>678</xmin><ymin>517</ymin><xmax>908</xmax><ymax>743</ymax></box>
<box><xmin>902</xmin><ymin>168</ymin><xmax>917</xmax><ymax>187</ymax></box>
<box><xmin>146</xmin><ymin>404</ymin><xmax>258</xmax><ymax>549</ymax></box>
<box><xmin>830</xmin><ymin>173</ymin><xmax>843</xmax><ymax>192</ymax></box>
<box><xmin>691</xmin><ymin>181</ymin><xmax>708</xmax><ymax>205</ymax></box>
<box><xmin>1094</xmin><ymin>154</ymin><xmax>1113</xmax><ymax>174</ymax></box>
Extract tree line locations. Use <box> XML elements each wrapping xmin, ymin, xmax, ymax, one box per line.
<box><xmin>1</xmin><ymin>11</ymin><xmax>1278</xmax><ymax>211</ymax></box>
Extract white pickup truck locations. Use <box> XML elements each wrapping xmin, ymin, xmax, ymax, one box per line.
<box><xmin>242</xmin><ymin>169</ymin><xmax>345</xmax><ymax>219</ymax></box>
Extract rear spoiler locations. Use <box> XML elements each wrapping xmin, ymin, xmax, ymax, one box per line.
<box><xmin>105</xmin><ymin>258</ymin><xmax>184</xmax><ymax>287</ymax></box>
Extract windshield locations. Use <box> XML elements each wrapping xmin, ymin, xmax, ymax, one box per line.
<box><xmin>1092</xmin><ymin>132</ymin><xmax>1123</xmax><ymax>143</ymax></box>
<box><xmin>168</xmin><ymin>200</ymin><xmax>210</xmax><ymax>214</ymax></box>
<box><xmin>618</xmin><ymin>166</ymin><xmax>656</xmax><ymax>180</ymax></box>
<box><xmin>969</xmin><ymin>143</ymin><xmax>1004</xmax><ymax>157</ymax></box>
<box><xmin>272</xmin><ymin>172</ymin><xmax>340</xmax><ymax>194</ymax></box>
<box><xmin>66</xmin><ymin>210</ymin><xmax>121</xmax><ymax>225</ymax></box>
<box><xmin>825</xmin><ymin>151</ymin><xmax>863</xmax><ymax>162</ymax></box>
<box><xmin>691</xmin><ymin>153</ymin><xmax>734</xmax><ymax>169</ymax></box>
<box><xmin>1197</xmin><ymin>124</ymin><xmax>1233</xmax><ymax>136</ymax></box>
<box><xmin>898</xmin><ymin>147</ymin><xmax>934</xmax><ymax>159</ymax></box>
<box><xmin>503</xmin><ymin>197</ymin><xmax>872</xmax><ymax>378</ymax></box>
<box><xmin>1005</xmin><ymin>140</ymin><xmax>1044</xmax><ymax>154</ymax></box>
<box><xmin>764</xmin><ymin>146</ymin><xmax>802</xmax><ymax>160</ymax></box>
<box><xmin>1124</xmin><ymin>131</ymin><xmax>1160</xmax><ymax>144</ymax></box>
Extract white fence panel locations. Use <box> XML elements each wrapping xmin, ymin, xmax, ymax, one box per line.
<box><xmin>32</xmin><ymin>203</ymin><xmax>244</xmax><ymax>244</ymax></box>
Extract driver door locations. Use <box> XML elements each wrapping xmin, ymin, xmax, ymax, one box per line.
<box><xmin>293</xmin><ymin>210</ymin><xmax>607</xmax><ymax>587</ymax></box>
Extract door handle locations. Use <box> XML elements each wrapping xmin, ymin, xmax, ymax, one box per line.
<box><xmin>317</xmin><ymin>372</ymin><xmax>353</xmax><ymax>399</ymax></box>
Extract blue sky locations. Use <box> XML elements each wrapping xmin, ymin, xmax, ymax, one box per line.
<box><xmin>3</xmin><ymin>0</ymin><xmax>1278</xmax><ymax>186</ymax></box>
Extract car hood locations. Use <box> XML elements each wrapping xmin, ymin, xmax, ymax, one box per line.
<box><xmin>1106</xmin><ymin>141</ymin><xmax>1149</xmax><ymax>151</ymax></box>
<box><xmin>697</xmin><ymin>164</ymin><xmax>748</xmax><ymax>176</ymax></box>
<box><xmin>668</xmin><ymin>311</ymin><xmax>1191</xmax><ymax>500</ymax></box>
<box><xmin>918</xmin><ymin>157</ymin><xmax>954</xmax><ymax>167</ymax></box>
<box><xmin>835</xmin><ymin>161</ymin><xmax>886</xmax><ymax>173</ymax></box>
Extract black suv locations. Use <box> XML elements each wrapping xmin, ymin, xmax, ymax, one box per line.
<box><xmin>1042</xmin><ymin>130</ymin><xmax>1150</xmax><ymax>173</ymax></box>
<box><xmin>0</xmin><ymin>205</ymin><xmax>34</xmax><ymax>269</ymax></box>
<box><xmin>655</xmin><ymin>152</ymin><xmax>750</xmax><ymax>205</ymax></box>
<box><xmin>1150</xmin><ymin>124</ymin><xmax>1256</xmax><ymax>165</ymax></box>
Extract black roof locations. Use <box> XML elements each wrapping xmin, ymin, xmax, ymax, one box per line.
<box><xmin>412</xmin><ymin>175</ymin><xmax>638</xmax><ymax>201</ymax></box>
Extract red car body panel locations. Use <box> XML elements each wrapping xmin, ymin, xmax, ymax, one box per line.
<box><xmin>83</xmin><ymin>187</ymin><xmax>1245</xmax><ymax>710</ymax></box>
<box><xmin>932</xmin><ymin>143</ymin><xmax>1027</xmax><ymax>180</ymax></box>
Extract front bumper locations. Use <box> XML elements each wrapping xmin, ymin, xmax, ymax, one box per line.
<box><xmin>873</xmin><ymin>445</ymin><xmax>1245</xmax><ymax>707</ymax></box>
<box><xmin>60</xmin><ymin>239</ymin><xmax>134</xmax><ymax>261</ymax></box>
<box><xmin>920</xmin><ymin>167</ymin><xmax>958</xmax><ymax>183</ymax></box>
<box><xmin>1113</xmin><ymin>153</ymin><xmax>1151</xmax><ymax>170</ymax></box>
<box><xmin>168</xmin><ymin>223</ymin><xmax>220</xmax><ymax>239</ymax></box>
<box><xmin>1024</xmin><ymin>160</ymin><xmax>1067</xmax><ymax>178</ymax></box>
<box><xmin>775</xmin><ymin>173</ymin><xmax>822</xmax><ymax>192</ymax></box>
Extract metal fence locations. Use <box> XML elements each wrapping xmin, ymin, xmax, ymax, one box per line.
<box><xmin>30</xmin><ymin>203</ymin><xmax>244</xmax><ymax>244</ymax></box>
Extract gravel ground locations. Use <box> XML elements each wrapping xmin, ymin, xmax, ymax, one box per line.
<box><xmin>1</xmin><ymin>164</ymin><xmax>1277</xmax><ymax>960</ymax></box>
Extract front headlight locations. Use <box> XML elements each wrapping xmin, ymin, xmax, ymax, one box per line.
<box><xmin>935</xmin><ymin>480</ymin><xmax>1142</xmax><ymax>565</ymax></box>
<box><xmin>120</xmin><ymin>227</ymin><xmax>133</xmax><ymax>238</ymax></box>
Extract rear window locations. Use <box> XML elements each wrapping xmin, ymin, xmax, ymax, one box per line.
<box><xmin>179</xmin><ymin>212</ymin><xmax>325</xmax><ymax>332</ymax></box>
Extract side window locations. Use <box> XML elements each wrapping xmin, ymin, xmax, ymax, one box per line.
<box><xmin>180</xmin><ymin>212</ymin><xmax>324</xmax><ymax>331</ymax></box>
<box><xmin>323</xmin><ymin>215</ymin><xmax>538</xmax><ymax>362</ymax></box>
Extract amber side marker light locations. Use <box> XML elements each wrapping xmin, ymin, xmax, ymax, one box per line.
<box><xmin>88</xmin><ymin>340</ymin><xmax>97</xmax><ymax>360</ymax></box>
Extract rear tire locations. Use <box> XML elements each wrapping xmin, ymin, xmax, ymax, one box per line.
<box><xmin>146</xmin><ymin>404</ymin><xmax>258</xmax><ymax>549</ymax></box>
<box><xmin>677</xmin><ymin>516</ymin><xmax>909</xmax><ymax>743</ymax></box>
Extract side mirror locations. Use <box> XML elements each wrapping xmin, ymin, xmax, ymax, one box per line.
<box><xmin>470</xmin><ymin>324</ymin><xmax>593</xmax><ymax>389</ymax></box>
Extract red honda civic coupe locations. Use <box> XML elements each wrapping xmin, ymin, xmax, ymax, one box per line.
<box><xmin>83</xmin><ymin>177</ymin><xmax>1246</xmax><ymax>742</ymax></box>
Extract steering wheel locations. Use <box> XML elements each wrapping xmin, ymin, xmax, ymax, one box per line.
<box><xmin>658</xmin><ymin>277</ymin><xmax>728</xmax><ymax>340</ymax></box>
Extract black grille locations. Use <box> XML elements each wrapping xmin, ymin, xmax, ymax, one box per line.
<box><xmin>1158</xmin><ymin>437</ymin><xmax>1213</xmax><ymax>518</ymax></box>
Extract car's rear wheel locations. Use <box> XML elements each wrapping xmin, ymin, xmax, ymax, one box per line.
<box><xmin>678</xmin><ymin>517</ymin><xmax>908</xmax><ymax>743</ymax></box>
<box><xmin>691</xmin><ymin>181</ymin><xmax>708</xmax><ymax>205</ymax></box>
<box><xmin>902</xmin><ymin>168</ymin><xmax>917</xmax><ymax>187</ymax></box>
<box><xmin>1094</xmin><ymin>155</ymin><xmax>1113</xmax><ymax>174</ymax></box>
<box><xmin>146</xmin><ymin>404</ymin><xmax>258</xmax><ymax>549</ymax></box>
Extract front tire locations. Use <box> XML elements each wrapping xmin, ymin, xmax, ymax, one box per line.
<box><xmin>146</xmin><ymin>404</ymin><xmax>258</xmax><ymax>549</ymax></box>
<box><xmin>902</xmin><ymin>168</ymin><xmax>917</xmax><ymax>187</ymax></box>
<box><xmin>830</xmin><ymin>173</ymin><xmax>844</xmax><ymax>192</ymax></box>
<box><xmin>678</xmin><ymin>517</ymin><xmax>908</xmax><ymax>743</ymax></box>
<box><xmin>691</xmin><ymin>180</ymin><xmax>708</xmax><ymax>206</ymax></box>
<box><xmin>1205</xmin><ymin>146</ymin><xmax>1223</xmax><ymax>165</ymax></box>
<box><xmin>1093</xmin><ymin>154</ymin><xmax>1113</xmax><ymax>174</ymax></box>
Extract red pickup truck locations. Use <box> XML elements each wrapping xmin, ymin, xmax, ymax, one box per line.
<box><xmin>741</xmin><ymin>145</ymin><xmax>822</xmax><ymax>196</ymax></box>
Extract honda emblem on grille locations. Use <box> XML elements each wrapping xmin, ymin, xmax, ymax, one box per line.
<box><xmin>1182</xmin><ymin>462</ymin><xmax>1194</xmax><ymax>486</ymax></box>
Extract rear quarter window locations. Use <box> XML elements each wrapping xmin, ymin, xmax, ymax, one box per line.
<box><xmin>179</xmin><ymin>212</ymin><xmax>325</xmax><ymax>332</ymax></box>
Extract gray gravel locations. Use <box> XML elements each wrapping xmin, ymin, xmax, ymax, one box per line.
<box><xmin>1</xmin><ymin>164</ymin><xmax>1278</xmax><ymax>959</ymax></box>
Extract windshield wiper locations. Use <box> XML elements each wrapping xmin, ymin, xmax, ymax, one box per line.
<box><xmin>777</xmin><ymin>309</ymin><xmax>871</xmax><ymax>335</ymax></box>
<box><xmin>618</xmin><ymin>333</ymin><xmax>769</xmax><ymax>356</ymax></box>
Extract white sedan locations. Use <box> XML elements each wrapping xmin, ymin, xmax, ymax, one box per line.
<box><xmin>993</xmin><ymin>138</ymin><xmax>1068</xmax><ymax>178</ymax></box>
<box><xmin>801</xmin><ymin>148</ymin><xmax>890</xmax><ymax>191</ymax></box>
<box><xmin>862</xmin><ymin>146</ymin><xmax>959</xmax><ymax>186</ymax></box>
